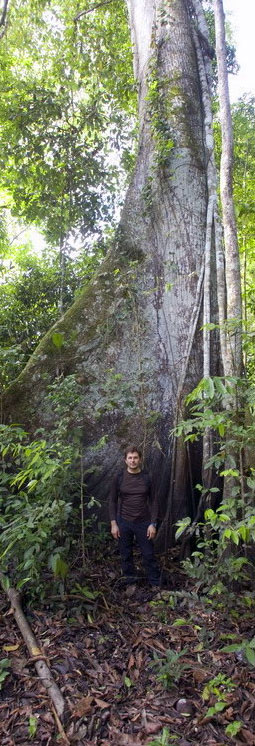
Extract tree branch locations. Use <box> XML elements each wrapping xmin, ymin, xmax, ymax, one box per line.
<box><xmin>74</xmin><ymin>0</ymin><xmax>114</xmax><ymax>22</ymax></box>
<box><xmin>0</xmin><ymin>0</ymin><xmax>10</xmax><ymax>38</ymax></box>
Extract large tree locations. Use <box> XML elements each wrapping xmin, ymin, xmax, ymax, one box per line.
<box><xmin>3</xmin><ymin>0</ymin><xmax>238</xmax><ymax>540</ymax></box>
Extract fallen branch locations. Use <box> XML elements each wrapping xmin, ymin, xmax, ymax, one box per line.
<box><xmin>0</xmin><ymin>577</ymin><xmax>67</xmax><ymax>732</ymax></box>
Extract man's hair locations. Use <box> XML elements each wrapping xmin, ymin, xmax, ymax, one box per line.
<box><xmin>124</xmin><ymin>445</ymin><xmax>142</xmax><ymax>459</ymax></box>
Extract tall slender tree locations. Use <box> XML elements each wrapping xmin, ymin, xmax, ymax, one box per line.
<box><xmin>214</xmin><ymin>0</ymin><xmax>242</xmax><ymax>377</ymax></box>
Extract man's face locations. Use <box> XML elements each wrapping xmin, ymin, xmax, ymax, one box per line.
<box><xmin>125</xmin><ymin>451</ymin><xmax>141</xmax><ymax>472</ymax></box>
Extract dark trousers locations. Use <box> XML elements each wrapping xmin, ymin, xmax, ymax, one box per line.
<box><xmin>118</xmin><ymin>517</ymin><xmax>160</xmax><ymax>585</ymax></box>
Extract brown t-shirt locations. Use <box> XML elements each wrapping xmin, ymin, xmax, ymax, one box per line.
<box><xmin>109</xmin><ymin>470</ymin><xmax>158</xmax><ymax>523</ymax></box>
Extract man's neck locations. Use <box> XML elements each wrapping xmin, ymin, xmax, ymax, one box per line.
<box><xmin>127</xmin><ymin>467</ymin><xmax>141</xmax><ymax>474</ymax></box>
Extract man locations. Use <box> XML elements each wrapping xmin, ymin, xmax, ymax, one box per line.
<box><xmin>109</xmin><ymin>446</ymin><xmax>160</xmax><ymax>586</ymax></box>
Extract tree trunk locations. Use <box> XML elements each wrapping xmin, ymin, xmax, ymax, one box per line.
<box><xmin>0</xmin><ymin>0</ymin><xmax>10</xmax><ymax>39</ymax></box>
<box><xmin>213</xmin><ymin>0</ymin><xmax>242</xmax><ymax>504</ymax></box>
<box><xmin>3</xmin><ymin>0</ymin><xmax>221</xmax><ymax>542</ymax></box>
<box><xmin>214</xmin><ymin>0</ymin><xmax>242</xmax><ymax>377</ymax></box>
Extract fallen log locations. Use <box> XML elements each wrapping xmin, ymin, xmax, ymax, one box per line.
<box><xmin>1</xmin><ymin>578</ymin><xmax>66</xmax><ymax>730</ymax></box>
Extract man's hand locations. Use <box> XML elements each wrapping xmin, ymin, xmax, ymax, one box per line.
<box><xmin>147</xmin><ymin>524</ymin><xmax>156</xmax><ymax>540</ymax></box>
<box><xmin>111</xmin><ymin>520</ymin><xmax>120</xmax><ymax>539</ymax></box>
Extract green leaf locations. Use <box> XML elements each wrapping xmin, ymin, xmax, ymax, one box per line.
<box><xmin>51</xmin><ymin>332</ymin><xmax>64</xmax><ymax>349</ymax></box>
<box><xmin>206</xmin><ymin>701</ymin><xmax>227</xmax><ymax>717</ymax></box>
<box><xmin>207</xmin><ymin>377</ymin><xmax>215</xmax><ymax>398</ymax></box>
<box><xmin>175</xmin><ymin>516</ymin><xmax>191</xmax><ymax>540</ymax></box>
<box><xmin>28</xmin><ymin>715</ymin><xmax>38</xmax><ymax>739</ymax></box>
<box><xmin>214</xmin><ymin>701</ymin><xmax>227</xmax><ymax>712</ymax></box>
<box><xmin>214</xmin><ymin>377</ymin><xmax>227</xmax><ymax>396</ymax></box>
<box><xmin>225</xmin><ymin>721</ymin><xmax>242</xmax><ymax>737</ymax></box>
<box><xmin>231</xmin><ymin>530</ymin><xmax>240</xmax><ymax>546</ymax></box>
<box><xmin>221</xmin><ymin>643</ymin><xmax>241</xmax><ymax>653</ymax></box>
<box><xmin>220</xmin><ymin>469</ymin><xmax>239</xmax><ymax>477</ymax></box>
<box><xmin>0</xmin><ymin>574</ymin><xmax>10</xmax><ymax>591</ymax></box>
<box><xmin>239</xmin><ymin>525</ymin><xmax>249</xmax><ymax>541</ymax></box>
<box><xmin>17</xmin><ymin>577</ymin><xmax>31</xmax><ymax>589</ymax></box>
<box><xmin>74</xmin><ymin>584</ymin><xmax>99</xmax><ymax>599</ymax></box>
<box><xmin>247</xmin><ymin>637</ymin><xmax>255</xmax><ymax>649</ymax></box>
<box><xmin>245</xmin><ymin>646</ymin><xmax>255</xmax><ymax>666</ymax></box>
<box><xmin>204</xmin><ymin>508</ymin><xmax>216</xmax><ymax>521</ymax></box>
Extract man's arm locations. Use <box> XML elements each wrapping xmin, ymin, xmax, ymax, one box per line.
<box><xmin>147</xmin><ymin>523</ymin><xmax>157</xmax><ymax>539</ymax></box>
<box><xmin>147</xmin><ymin>475</ymin><xmax>159</xmax><ymax>524</ymax></box>
<box><xmin>109</xmin><ymin>475</ymin><xmax>120</xmax><ymax>539</ymax></box>
<box><xmin>147</xmin><ymin>475</ymin><xmax>159</xmax><ymax>539</ymax></box>
<box><xmin>111</xmin><ymin>520</ymin><xmax>120</xmax><ymax>539</ymax></box>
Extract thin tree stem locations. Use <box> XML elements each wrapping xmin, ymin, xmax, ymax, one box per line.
<box><xmin>214</xmin><ymin>0</ymin><xmax>242</xmax><ymax>376</ymax></box>
<box><xmin>80</xmin><ymin>451</ymin><xmax>86</xmax><ymax>569</ymax></box>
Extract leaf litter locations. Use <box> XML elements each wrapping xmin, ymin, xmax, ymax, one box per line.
<box><xmin>0</xmin><ymin>546</ymin><xmax>255</xmax><ymax>746</ymax></box>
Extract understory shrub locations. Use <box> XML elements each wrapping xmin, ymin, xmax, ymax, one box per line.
<box><xmin>0</xmin><ymin>423</ymin><xmax>74</xmax><ymax>593</ymax></box>
<box><xmin>174</xmin><ymin>375</ymin><xmax>255</xmax><ymax>596</ymax></box>
<box><xmin>0</xmin><ymin>373</ymin><xmax>109</xmax><ymax>598</ymax></box>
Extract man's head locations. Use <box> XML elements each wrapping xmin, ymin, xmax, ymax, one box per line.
<box><xmin>124</xmin><ymin>446</ymin><xmax>142</xmax><ymax>473</ymax></box>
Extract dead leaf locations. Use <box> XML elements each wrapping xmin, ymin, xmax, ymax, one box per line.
<box><xmin>128</xmin><ymin>653</ymin><xmax>135</xmax><ymax>670</ymax></box>
<box><xmin>136</xmin><ymin>650</ymin><xmax>143</xmax><ymax>669</ymax></box>
<box><xmin>10</xmin><ymin>656</ymin><xmax>28</xmax><ymax>675</ymax></box>
<box><xmin>133</xmin><ymin>668</ymin><xmax>140</xmax><ymax>680</ymax></box>
<box><xmin>132</xmin><ymin>635</ymin><xmax>142</xmax><ymax>648</ymax></box>
<box><xmin>144</xmin><ymin>721</ymin><xmax>162</xmax><ymax>735</ymax></box>
<box><xmin>240</xmin><ymin>729</ymin><xmax>255</xmax><ymax>745</ymax></box>
<box><xmin>192</xmin><ymin>667</ymin><xmax>209</xmax><ymax>683</ymax></box>
<box><xmin>150</xmin><ymin>639</ymin><xmax>167</xmax><ymax>652</ymax></box>
<box><xmin>109</xmin><ymin>730</ymin><xmax>143</xmax><ymax>745</ymax></box>
<box><xmin>41</xmin><ymin>712</ymin><xmax>55</xmax><ymax>725</ymax></box>
<box><xmin>72</xmin><ymin>695</ymin><xmax>93</xmax><ymax>717</ymax></box>
<box><xmin>94</xmin><ymin>697</ymin><xmax>111</xmax><ymax>709</ymax></box>
<box><xmin>2</xmin><ymin>643</ymin><xmax>20</xmax><ymax>652</ymax></box>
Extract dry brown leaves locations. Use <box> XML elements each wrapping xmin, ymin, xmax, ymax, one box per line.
<box><xmin>0</xmin><ymin>553</ymin><xmax>255</xmax><ymax>745</ymax></box>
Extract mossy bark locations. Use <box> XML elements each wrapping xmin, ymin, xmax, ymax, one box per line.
<box><xmin>3</xmin><ymin>0</ymin><xmax>221</xmax><ymax>543</ymax></box>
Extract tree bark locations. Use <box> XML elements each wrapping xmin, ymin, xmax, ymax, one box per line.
<box><xmin>3</xmin><ymin>0</ymin><xmax>221</xmax><ymax>542</ymax></box>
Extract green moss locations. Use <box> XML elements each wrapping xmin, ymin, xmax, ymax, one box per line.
<box><xmin>146</xmin><ymin>50</ymin><xmax>204</xmax><ymax>174</ymax></box>
<box><xmin>114</xmin><ymin>224</ymin><xmax>145</xmax><ymax>263</ymax></box>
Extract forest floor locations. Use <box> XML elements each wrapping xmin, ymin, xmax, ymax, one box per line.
<box><xmin>1</xmin><ymin>542</ymin><xmax>255</xmax><ymax>746</ymax></box>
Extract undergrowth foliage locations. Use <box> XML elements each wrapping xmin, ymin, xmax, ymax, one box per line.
<box><xmin>0</xmin><ymin>423</ymin><xmax>73</xmax><ymax>593</ymax></box>
<box><xmin>0</xmin><ymin>374</ymin><xmax>106</xmax><ymax>598</ymax></box>
<box><xmin>174</xmin><ymin>374</ymin><xmax>255</xmax><ymax>597</ymax></box>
